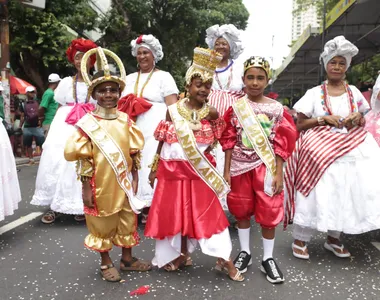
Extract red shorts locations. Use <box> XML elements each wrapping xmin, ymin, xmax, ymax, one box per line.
<box><xmin>227</xmin><ymin>164</ymin><xmax>284</xmax><ymax>228</ymax></box>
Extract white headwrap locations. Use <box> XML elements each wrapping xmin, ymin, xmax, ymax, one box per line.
<box><xmin>320</xmin><ymin>36</ymin><xmax>358</xmax><ymax>70</ymax></box>
<box><xmin>205</xmin><ymin>24</ymin><xmax>244</xmax><ymax>60</ymax></box>
<box><xmin>131</xmin><ymin>34</ymin><xmax>164</xmax><ymax>63</ymax></box>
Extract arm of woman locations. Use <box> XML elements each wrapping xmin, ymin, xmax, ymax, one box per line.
<box><xmin>164</xmin><ymin>94</ymin><xmax>178</xmax><ymax>106</ymax></box>
<box><xmin>297</xmin><ymin>113</ymin><xmax>343</xmax><ymax>131</ymax></box>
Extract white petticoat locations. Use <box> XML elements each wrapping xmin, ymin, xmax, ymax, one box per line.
<box><xmin>293</xmin><ymin>133</ymin><xmax>380</xmax><ymax>234</ymax></box>
<box><xmin>136</xmin><ymin>102</ymin><xmax>167</xmax><ymax>203</ymax></box>
<box><xmin>31</xmin><ymin>106</ymin><xmax>83</xmax><ymax>215</ymax></box>
<box><xmin>0</xmin><ymin>121</ymin><xmax>21</xmax><ymax>221</ymax></box>
<box><xmin>151</xmin><ymin>228</ymin><xmax>232</xmax><ymax>268</ymax></box>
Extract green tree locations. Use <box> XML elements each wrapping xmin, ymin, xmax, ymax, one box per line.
<box><xmin>293</xmin><ymin>0</ymin><xmax>340</xmax><ymax>18</ymax></box>
<box><xmin>99</xmin><ymin>0</ymin><xmax>249</xmax><ymax>90</ymax></box>
<box><xmin>9</xmin><ymin>0</ymin><xmax>98</xmax><ymax>94</ymax></box>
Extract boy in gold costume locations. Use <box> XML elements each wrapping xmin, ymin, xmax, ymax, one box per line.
<box><xmin>64</xmin><ymin>47</ymin><xmax>151</xmax><ymax>282</ymax></box>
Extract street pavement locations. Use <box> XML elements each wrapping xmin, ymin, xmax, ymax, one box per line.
<box><xmin>1</xmin><ymin>164</ymin><xmax>380</xmax><ymax>300</ymax></box>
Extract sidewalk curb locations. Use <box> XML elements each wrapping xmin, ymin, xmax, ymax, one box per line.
<box><xmin>15</xmin><ymin>156</ymin><xmax>41</xmax><ymax>166</ymax></box>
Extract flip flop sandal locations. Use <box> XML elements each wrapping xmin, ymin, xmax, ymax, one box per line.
<box><xmin>292</xmin><ymin>242</ymin><xmax>310</xmax><ymax>260</ymax></box>
<box><xmin>164</xmin><ymin>262</ymin><xmax>179</xmax><ymax>272</ymax></box>
<box><xmin>41</xmin><ymin>211</ymin><xmax>61</xmax><ymax>224</ymax></box>
<box><xmin>228</xmin><ymin>269</ymin><xmax>245</xmax><ymax>282</ymax></box>
<box><xmin>324</xmin><ymin>242</ymin><xmax>351</xmax><ymax>258</ymax></box>
<box><xmin>100</xmin><ymin>264</ymin><xmax>121</xmax><ymax>282</ymax></box>
<box><xmin>215</xmin><ymin>259</ymin><xmax>229</xmax><ymax>274</ymax></box>
<box><xmin>74</xmin><ymin>215</ymin><xmax>86</xmax><ymax>222</ymax></box>
<box><xmin>120</xmin><ymin>257</ymin><xmax>152</xmax><ymax>272</ymax></box>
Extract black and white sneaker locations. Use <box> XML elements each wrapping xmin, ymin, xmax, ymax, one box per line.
<box><xmin>233</xmin><ymin>251</ymin><xmax>252</xmax><ymax>273</ymax></box>
<box><xmin>260</xmin><ymin>258</ymin><xmax>285</xmax><ymax>284</ymax></box>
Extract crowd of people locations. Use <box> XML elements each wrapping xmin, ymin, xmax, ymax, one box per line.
<box><xmin>1</xmin><ymin>25</ymin><xmax>380</xmax><ymax>285</ymax></box>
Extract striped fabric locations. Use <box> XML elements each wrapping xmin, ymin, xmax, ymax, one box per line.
<box><xmin>208</xmin><ymin>89</ymin><xmax>245</xmax><ymax>116</ymax></box>
<box><xmin>284</xmin><ymin>125</ymin><xmax>367</xmax><ymax>229</ymax></box>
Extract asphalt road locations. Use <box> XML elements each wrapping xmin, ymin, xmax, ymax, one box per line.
<box><xmin>0</xmin><ymin>165</ymin><xmax>380</xmax><ymax>300</ymax></box>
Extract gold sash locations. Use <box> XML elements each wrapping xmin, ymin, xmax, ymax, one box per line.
<box><xmin>76</xmin><ymin>113</ymin><xmax>148</xmax><ymax>214</ymax></box>
<box><xmin>168</xmin><ymin>103</ymin><xmax>230</xmax><ymax>199</ymax></box>
<box><xmin>232</xmin><ymin>96</ymin><xmax>276</xmax><ymax>196</ymax></box>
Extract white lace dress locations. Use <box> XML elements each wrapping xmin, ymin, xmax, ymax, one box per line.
<box><xmin>31</xmin><ymin>76</ymin><xmax>95</xmax><ymax>214</ymax></box>
<box><xmin>121</xmin><ymin>70</ymin><xmax>178</xmax><ymax>203</ymax></box>
<box><xmin>0</xmin><ymin>118</ymin><xmax>21</xmax><ymax>221</ymax></box>
<box><xmin>292</xmin><ymin>85</ymin><xmax>380</xmax><ymax>234</ymax></box>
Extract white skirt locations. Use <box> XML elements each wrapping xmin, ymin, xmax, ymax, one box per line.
<box><xmin>213</xmin><ymin>143</ymin><xmax>228</xmax><ymax>210</ymax></box>
<box><xmin>136</xmin><ymin>102</ymin><xmax>167</xmax><ymax>203</ymax></box>
<box><xmin>31</xmin><ymin>106</ymin><xmax>84</xmax><ymax>215</ymax></box>
<box><xmin>0</xmin><ymin>121</ymin><xmax>21</xmax><ymax>221</ymax></box>
<box><xmin>151</xmin><ymin>228</ymin><xmax>232</xmax><ymax>268</ymax></box>
<box><xmin>293</xmin><ymin>133</ymin><xmax>380</xmax><ymax>234</ymax></box>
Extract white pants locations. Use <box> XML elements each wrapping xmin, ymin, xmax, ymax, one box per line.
<box><xmin>292</xmin><ymin>224</ymin><xmax>341</xmax><ymax>242</ymax></box>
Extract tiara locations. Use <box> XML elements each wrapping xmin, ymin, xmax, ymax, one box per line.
<box><xmin>244</xmin><ymin>56</ymin><xmax>270</xmax><ymax>76</ymax></box>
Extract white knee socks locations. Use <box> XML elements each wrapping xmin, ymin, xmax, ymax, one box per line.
<box><xmin>262</xmin><ymin>237</ymin><xmax>275</xmax><ymax>261</ymax></box>
<box><xmin>237</xmin><ymin>228</ymin><xmax>251</xmax><ymax>254</ymax></box>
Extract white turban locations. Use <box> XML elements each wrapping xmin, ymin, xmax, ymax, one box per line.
<box><xmin>131</xmin><ymin>34</ymin><xmax>164</xmax><ymax>63</ymax></box>
<box><xmin>320</xmin><ymin>36</ymin><xmax>358</xmax><ymax>70</ymax></box>
<box><xmin>205</xmin><ymin>24</ymin><xmax>244</xmax><ymax>60</ymax></box>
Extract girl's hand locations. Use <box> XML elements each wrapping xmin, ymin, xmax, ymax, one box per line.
<box><xmin>148</xmin><ymin>171</ymin><xmax>157</xmax><ymax>188</ymax></box>
<box><xmin>223</xmin><ymin>171</ymin><xmax>231</xmax><ymax>186</ymax></box>
<box><xmin>271</xmin><ymin>173</ymin><xmax>284</xmax><ymax>195</ymax></box>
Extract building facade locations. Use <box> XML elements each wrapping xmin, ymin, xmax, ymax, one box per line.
<box><xmin>291</xmin><ymin>0</ymin><xmax>320</xmax><ymax>41</ymax></box>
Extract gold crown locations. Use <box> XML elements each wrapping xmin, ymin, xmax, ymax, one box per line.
<box><xmin>244</xmin><ymin>56</ymin><xmax>270</xmax><ymax>77</ymax></box>
<box><xmin>81</xmin><ymin>47</ymin><xmax>126</xmax><ymax>98</ymax></box>
<box><xmin>185</xmin><ymin>47</ymin><xmax>223</xmax><ymax>84</ymax></box>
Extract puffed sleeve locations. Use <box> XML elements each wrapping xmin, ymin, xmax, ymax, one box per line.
<box><xmin>154</xmin><ymin>120</ymin><xmax>170</xmax><ymax>142</ymax></box>
<box><xmin>273</xmin><ymin>110</ymin><xmax>298</xmax><ymax>161</ymax></box>
<box><xmin>64</xmin><ymin>129</ymin><xmax>94</xmax><ymax>179</ymax></box>
<box><xmin>64</xmin><ymin>128</ymin><xmax>93</xmax><ymax>161</ymax></box>
<box><xmin>54</xmin><ymin>77</ymin><xmax>71</xmax><ymax>106</ymax></box>
<box><xmin>220</xmin><ymin>107</ymin><xmax>238</xmax><ymax>151</ymax></box>
<box><xmin>128</xmin><ymin>120</ymin><xmax>144</xmax><ymax>155</ymax></box>
<box><xmin>293</xmin><ymin>88</ymin><xmax>315</xmax><ymax>118</ymax></box>
<box><xmin>209</xmin><ymin>117</ymin><xmax>226</xmax><ymax>140</ymax></box>
<box><xmin>161</xmin><ymin>71</ymin><xmax>179</xmax><ymax>97</ymax></box>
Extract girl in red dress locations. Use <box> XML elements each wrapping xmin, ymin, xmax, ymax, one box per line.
<box><xmin>145</xmin><ymin>47</ymin><xmax>244</xmax><ymax>282</ymax></box>
<box><xmin>220</xmin><ymin>56</ymin><xmax>297</xmax><ymax>283</ymax></box>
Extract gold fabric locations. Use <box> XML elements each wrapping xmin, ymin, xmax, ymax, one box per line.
<box><xmin>64</xmin><ymin>111</ymin><xmax>144</xmax><ymax>216</ymax></box>
<box><xmin>84</xmin><ymin>202</ymin><xmax>138</xmax><ymax>252</ymax></box>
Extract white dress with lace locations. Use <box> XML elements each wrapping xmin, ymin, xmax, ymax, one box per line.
<box><xmin>0</xmin><ymin>118</ymin><xmax>21</xmax><ymax>221</ymax></box>
<box><xmin>122</xmin><ymin>70</ymin><xmax>178</xmax><ymax>203</ymax></box>
<box><xmin>31</xmin><ymin>76</ymin><xmax>95</xmax><ymax>214</ymax></box>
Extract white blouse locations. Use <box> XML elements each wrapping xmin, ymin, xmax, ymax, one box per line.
<box><xmin>212</xmin><ymin>60</ymin><xmax>244</xmax><ymax>92</ymax></box>
<box><xmin>294</xmin><ymin>85</ymin><xmax>369</xmax><ymax>119</ymax></box>
<box><xmin>54</xmin><ymin>76</ymin><xmax>95</xmax><ymax>105</ymax></box>
<box><xmin>122</xmin><ymin>70</ymin><xmax>178</xmax><ymax>103</ymax></box>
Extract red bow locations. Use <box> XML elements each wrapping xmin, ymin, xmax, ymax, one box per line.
<box><xmin>118</xmin><ymin>94</ymin><xmax>153</xmax><ymax>122</ymax></box>
<box><xmin>136</xmin><ymin>35</ymin><xmax>144</xmax><ymax>45</ymax></box>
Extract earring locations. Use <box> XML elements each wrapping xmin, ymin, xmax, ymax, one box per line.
<box><xmin>137</xmin><ymin>63</ymin><xmax>140</xmax><ymax>69</ymax></box>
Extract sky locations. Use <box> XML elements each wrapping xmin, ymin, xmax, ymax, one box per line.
<box><xmin>238</xmin><ymin>0</ymin><xmax>293</xmax><ymax>69</ymax></box>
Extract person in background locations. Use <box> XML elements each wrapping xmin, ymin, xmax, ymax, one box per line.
<box><xmin>39</xmin><ymin>73</ymin><xmax>61</xmax><ymax>137</ymax></box>
<box><xmin>19</xmin><ymin>86</ymin><xmax>45</xmax><ymax>165</ymax></box>
<box><xmin>0</xmin><ymin>84</ymin><xmax>4</xmax><ymax>120</ymax></box>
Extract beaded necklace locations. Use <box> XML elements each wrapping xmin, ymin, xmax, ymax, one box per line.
<box><xmin>72</xmin><ymin>75</ymin><xmax>79</xmax><ymax>103</ymax></box>
<box><xmin>320</xmin><ymin>80</ymin><xmax>356</xmax><ymax>116</ymax></box>
<box><xmin>215</xmin><ymin>60</ymin><xmax>234</xmax><ymax>90</ymax></box>
<box><xmin>177</xmin><ymin>98</ymin><xmax>210</xmax><ymax>131</ymax></box>
<box><xmin>134</xmin><ymin>68</ymin><xmax>155</xmax><ymax>97</ymax></box>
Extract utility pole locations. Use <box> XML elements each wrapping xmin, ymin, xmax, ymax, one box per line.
<box><xmin>320</xmin><ymin>0</ymin><xmax>327</xmax><ymax>84</ymax></box>
<box><xmin>0</xmin><ymin>0</ymin><xmax>10</xmax><ymax>123</ymax></box>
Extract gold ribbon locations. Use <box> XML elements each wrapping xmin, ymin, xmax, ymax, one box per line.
<box><xmin>232</xmin><ymin>96</ymin><xmax>276</xmax><ymax>196</ymax></box>
<box><xmin>76</xmin><ymin>114</ymin><xmax>148</xmax><ymax>214</ymax></box>
<box><xmin>168</xmin><ymin>103</ymin><xmax>230</xmax><ymax>199</ymax></box>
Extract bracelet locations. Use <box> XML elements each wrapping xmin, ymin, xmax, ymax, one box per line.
<box><xmin>132</xmin><ymin>152</ymin><xmax>142</xmax><ymax>171</ymax></box>
<box><xmin>317</xmin><ymin>116</ymin><xmax>325</xmax><ymax>126</ymax></box>
<box><xmin>148</xmin><ymin>154</ymin><xmax>160</xmax><ymax>172</ymax></box>
<box><xmin>80</xmin><ymin>176</ymin><xmax>91</xmax><ymax>183</ymax></box>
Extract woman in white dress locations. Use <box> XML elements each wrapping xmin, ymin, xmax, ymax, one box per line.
<box><xmin>284</xmin><ymin>36</ymin><xmax>380</xmax><ymax>259</ymax></box>
<box><xmin>205</xmin><ymin>25</ymin><xmax>245</xmax><ymax>210</ymax></box>
<box><xmin>120</xmin><ymin>34</ymin><xmax>178</xmax><ymax>223</ymax></box>
<box><xmin>0</xmin><ymin>117</ymin><xmax>21</xmax><ymax>222</ymax></box>
<box><xmin>31</xmin><ymin>38</ymin><xmax>97</xmax><ymax>224</ymax></box>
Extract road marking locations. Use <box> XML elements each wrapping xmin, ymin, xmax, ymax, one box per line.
<box><xmin>0</xmin><ymin>212</ymin><xmax>44</xmax><ymax>235</ymax></box>
<box><xmin>371</xmin><ymin>242</ymin><xmax>380</xmax><ymax>251</ymax></box>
